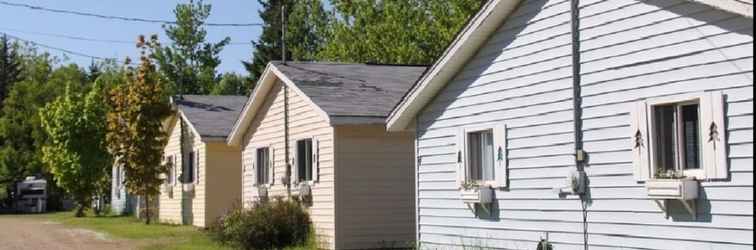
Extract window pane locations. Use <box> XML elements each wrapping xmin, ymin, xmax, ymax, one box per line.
<box><xmin>468</xmin><ymin>132</ymin><xmax>482</xmax><ymax>181</ymax></box>
<box><xmin>654</xmin><ymin>105</ymin><xmax>677</xmax><ymax>172</ymax></box>
<box><xmin>467</xmin><ymin>130</ymin><xmax>495</xmax><ymax>182</ymax></box>
<box><xmin>682</xmin><ymin>104</ymin><xmax>701</xmax><ymax>170</ymax></box>
<box><xmin>481</xmin><ymin>131</ymin><xmax>495</xmax><ymax>181</ymax></box>
<box><xmin>297</xmin><ymin>139</ymin><xmax>313</xmax><ymax>181</ymax></box>
<box><xmin>257</xmin><ymin>148</ymin><xmax>269</xmax><ymax>184</ymax></box>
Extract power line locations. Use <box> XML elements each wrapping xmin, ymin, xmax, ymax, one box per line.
<box><xmin>0</xmin><ymin>0</ymin><xmax>263</xmax><ymax>27</ymax></box>
<box><xmin>0</xmin><ymin>27</ymin><xmax>251</xmax><ymax>46</ymax></box>
<box><xmin>2</xmin><ymin>32</ymin><xmax>133</xmax><ymax>65</ymax></box>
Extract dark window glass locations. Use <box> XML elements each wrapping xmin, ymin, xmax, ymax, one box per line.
<box><xmin>256</xmin><ymin>148</ymin><xmax>270</xmax><ymax>184</ymax></box>
<box><xmin>297</xmin><ymin>139</ymin><xmax>313</xmax><ymax>182</ymax></box>
<box><xmin>682</xmin><ymin>104</ymin><xmax>700</xmax><ymax>170</ymax></box>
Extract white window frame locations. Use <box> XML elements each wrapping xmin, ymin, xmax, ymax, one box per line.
<box><xmin>457</xmin><ymin>123</ymin><xmax>508</xmax><ymax>189</ymax></box>
<box><xmin>292</xmin><ymin>136</ymin><xmax>320</xmax><ymax>186</ymax></box>
<box><xmin>632</xmin><ymin>91</ymin><xmax>729</xmax><ymax>182</ymax></box>
<box><xmin>253</xmin><ymin>145</ymin><xmax>275</xmax><ymax>187</ymax></box>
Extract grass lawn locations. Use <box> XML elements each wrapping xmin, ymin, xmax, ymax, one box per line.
<box><xmin>38</xmin><ymin>211</ymin><xmax>231</xmax><ymax>250</ymax></box>
<box><xmin>31</xmin><ymin>211</ymin><xmax>318</xmax><ymax>250</ymax></box>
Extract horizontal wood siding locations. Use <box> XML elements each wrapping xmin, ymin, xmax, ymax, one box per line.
<box><xmin>415</xmin><ymin>0</ymin><xmax>753</xmax><ymax>249</ymax></box>
<box><xmin>241</xmin><ymin>81</ymin><xmax>336</xmax><ymax>249</ymax></box>
<box><xmin>204</xmin><ymin>142</ymin><xmax>242</xmax><ymax>227</ymax></box>
<box><xmin>335</xmin><ymin>125</ymin><xmax>416</xmax><ymax>249</ymax></box>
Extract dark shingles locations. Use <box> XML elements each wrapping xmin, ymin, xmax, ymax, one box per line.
<box><xmin>174</xmin><ymin>95</ymin><xmax>248</xmax><ymax>138</ymax></box>
<box><xmin>272</xmin><ymin>62</ymin><xmax>427</xmax><ymax>118</ymax></box>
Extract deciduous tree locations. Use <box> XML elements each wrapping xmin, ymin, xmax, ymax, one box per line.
<box><xmin>106</xmin><ymin>35</ymin><xmax>172</xmax><ymax>224</ymax></box>
<box><xmin>0</xmin><ymin>34</ymin><xmax>22</xmax><ymax>108</ymax></box>
<box><xmin>39</xmin><ymin>83</ymin><xmax>111</xmax><ymax>217</ymax></box>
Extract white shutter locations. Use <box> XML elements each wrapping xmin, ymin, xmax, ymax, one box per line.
<box><xmin>631</xmin><ymin>101</ymin><xmax>651</xmax><ymax>181</ymax></box>
<box><xmin>493</xmin><ymin>124</ymin><xmax>508</xmax><ymax>188</ymax></box>
<box><xmin>269</xmin><ymin>146</ymin><xmax>275</xmax><ymax>185</ymax></box>
<box><xmin>701</xmin><ymin>91</ymin><xmax>728</xmax><ymax>180</ymax></box>
<box><xmin>312</xmin><ymin>138</ymin><xmax>320</xmax><ymax>183</ymax></box>
<box><xmin>456</xmin><ymin>128</ymin><xmax>466</xmax><ymax>189</ymax></box>
<box><xmin>251</xmin><ymin>147</ymin><xmax>258</xmax><ymax>185</ymax></box>
<box><xmin>291</xmin><ymin>142</ymin><xmax>298</xmax><ymax>185</ymax></box>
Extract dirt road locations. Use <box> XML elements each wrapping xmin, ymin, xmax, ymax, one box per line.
<box><xmin>0</xmin><ymin>215</ymin><xmax>135</xmax><ymax>250</ymax></box>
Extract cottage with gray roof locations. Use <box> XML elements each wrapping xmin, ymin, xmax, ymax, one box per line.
<box><xmin>227</xmin><ymin>62</ymin><xmax>427</xmax><ymax>249</ymax></box>
<box><xmin>156</xmin><ymin>95</ymin><xmax>247</xmax><ymax>227</ymax></box>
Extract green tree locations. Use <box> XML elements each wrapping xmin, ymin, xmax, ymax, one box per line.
<box><xmin>106</xmin><ymin>35</ymin><xmax>172</xmax><ymax>224</ymax></box>
<box><xmin>319</xmin><ymin>0</ymin><xmax>483</xmax><ymax>65</ymax></box>
<box><xmin>0</xmin><ymin>34</ymin><xmax>22</xmax><ymax>108</ymax></box>
<box><xmin>39</xmin><ymin>83</ymin><xmax>111</xmax><ymax>217</ymax></box>
<box><xmin>211</xmin><ymin>73</ymin><xmax>247</xmax><ymax>95</ymax></box>
<box><xmin>243</xmin><ymin>0</ymin><xmax>329</xmax><ymax>93</ymax></box>
<box><xmin>151</xmin><ymin>0</ymin><xmax>230</xmax><ymax>95</ymax></box>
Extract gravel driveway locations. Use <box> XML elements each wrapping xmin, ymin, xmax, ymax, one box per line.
<box><xmin>0</xmin><ymin>215</ymin><xmax>135</xmax><ymax>250</ymax></box>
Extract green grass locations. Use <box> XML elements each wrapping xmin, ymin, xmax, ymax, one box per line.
<box><xmin>35</xmin><ymin>211</ymin><xmax>232</xmax><ymax>250</ymax></box>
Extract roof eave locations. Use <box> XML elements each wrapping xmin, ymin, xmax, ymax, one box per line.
<box><xmin>386</xmin><ymin>0</ymin><xmax>522</xmax><ymax>132</ymax></box>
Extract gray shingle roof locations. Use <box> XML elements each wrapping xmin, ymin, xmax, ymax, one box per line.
<box><xmin>174</xmin><ymin>95</ymin><xmax>248</xmax><ymax>139</ymax></box>
<box><xmin>272</xmin><ymin>62</ymin><xmax>428</xmax><ymax>118</ymax></box>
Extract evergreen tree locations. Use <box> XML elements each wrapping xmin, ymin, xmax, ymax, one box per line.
<box><xmin>243</xmin><ymin>0</ymin><xmax>328</xmax><ymax>93</ymax></box>
<box><xmin>0</xmin><ymin>35</ymin><xmax>22</xmax><ymax>108</ymax></box>
<box><xmin>151</xmin><ymin>0</ymin><xmax>230</xmax><ymax>95</ymax></box>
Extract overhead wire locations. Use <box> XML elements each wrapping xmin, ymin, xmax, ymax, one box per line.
<box><xmin>0</xmin><ymin>27</ymin><xmax>251</xmax><ymax>46</ymax></box>
<box><xmin>0</xmin><ymin>0</ymin><xmax>263</xmax><ymax>27</ymax></box>
<box><xmin>2</xmin><ymin>32</ymin><xmax>134</xmax><ymax>65</ymax></box>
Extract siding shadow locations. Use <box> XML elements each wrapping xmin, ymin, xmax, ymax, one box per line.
<box><xmin>416</xmin><ymin>0</ymin><xmax>546</xmax><ymax>134</ymax></box>
<box><xmin>643</xmin><ymin>1</ymin><xmax>753</xmax><ymax>37</ymax></box>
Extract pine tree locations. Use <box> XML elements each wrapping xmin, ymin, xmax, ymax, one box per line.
<box><xmin>0</xmin><ymin>35</ymin><xmax>22</xmax><ymax>108</ymax></box>
<box><xmin>243</xmin><ymin>0</ymin><xmax>328</xmax><ymax>93</ymax></box>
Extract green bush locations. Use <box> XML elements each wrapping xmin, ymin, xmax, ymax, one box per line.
<box><xmin>210</xmin><ymin>197</ymin><xmax>312</xmax><ymax>250</ymax></box>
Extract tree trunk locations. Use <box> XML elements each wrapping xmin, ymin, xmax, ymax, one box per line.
<box><xmin>75</xmin><ymin>204</ymin><xmax>86</xmax><ymax>217</ymax></box>
<box><xmin>144</xmin><ymin>195</ymin><xmax>151</xmax><ymax>224</ymax></box>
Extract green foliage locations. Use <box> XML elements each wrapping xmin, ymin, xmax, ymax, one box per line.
<box><xmin>39</xmin><ymin>83</ymin><xmax>111</xmax><ymax>217</ymax></box>
<box><xmin>210</xmin><ymin>197</ymin><xmax>312</xmax><ymax>250</ymax></box>
<box><xmin>319</xmin><ymin>0</ymin><xmax>483</xmax><ymax>65</ymax></box>
<box><xmin>0</xmin><ymin>34</ymin><xmax>22</xmax><ymax>108</ymax></box>
<box><xmin>0</xmin><ymin>52</ymin><xmax>84</xmax><ymax>186</ymax></box>
<box><xmin>151</xmin><ymin>0</ymin><xmax>230</xmax><ymax>95</ymax></box>
<box><xmin>243</xmin><ymin>0</ymin><xmax>329</xmax><ymax>94</ymax></box>
<box><xmin>210</xmin><ymin>73</ymin><xmax>247</xmax><ymax>95</ymax></box>
<box><xmin>106</xmin><ymin>36</ymin><xmax>172</xmax><ymax>224</ymax></box>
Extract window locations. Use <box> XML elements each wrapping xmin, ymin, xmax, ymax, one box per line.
<box><xmin>195</xmin><ymin>151</ymin><xmax>200</xmax><ymax>184</ymax></box>
<box><xmin>631</xmin><ymin>92</ymin><xmax>729</xmax><ymax>181</ymax></box>
<box><xmin>653</xmin><ymin>102</ymin><xmax>701</xmax><ymax>175</ymax></box>
<box><xmin>297</xmin><ymin>139</ymin><xmax>313</xmax><ymax>182</ymax></box>
<box><xmin>456</xmin><ymin>124</ymin><xmax>508</xmax><ymax>188</ymax></box>
<box><xmin>256</xmin><ymin>147</ymin><xmax>270</xmax><ymax>185</ymax></box>
<box><xmin>467</xmin><ymin>130</ymin><xmax>495</xmax><ymax>182</ymax></box>
<box><xmin>166</xmin><ymin>156</ymin><xmax>175</xmax><ymax>185</ymax></box>
<box><xmin>184</xmin><ymin>151</ymin><xmax>195</xmax><ymax>183</ymax></box>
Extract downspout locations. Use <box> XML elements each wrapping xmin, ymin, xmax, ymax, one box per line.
<box><xmin>284</xmin><ymin>84</ymin><xmax>292</xmax><ymax>197</ymax></box>
<box><xmin>570</xmin><ymin>0</ymin><xmax>589</xmax><ymax>249</ymax></box>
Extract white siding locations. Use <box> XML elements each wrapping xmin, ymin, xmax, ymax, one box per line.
<box><xmin>415</xmin><ymin>0</ymin><xmax>753</xmax><ymax>249</ymax></box>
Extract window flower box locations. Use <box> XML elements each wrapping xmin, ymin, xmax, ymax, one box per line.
<box><xmin>646</xmin><ymin>178</ymin><xmax>698</xmax><ymax>200</ymax></box>
<box><xmin>460</xmin><ymin>186</ymin><xmax>493</xmax><ymax>204</ymax></box>
<box><xmin>645</xmin><ymin>178</ymin><xmax>699</xmax><ymax>219</ymax></box>
<box><xmin>183</xmin><ymin>183</ymin><xmax>195</xmax><ymax>193</ymax></box>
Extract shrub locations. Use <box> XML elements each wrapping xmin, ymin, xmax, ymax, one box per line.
<box><xmin>210</xmin><ymin>197</ymin><xmax>312</xmax><ymax>250</ymax></box>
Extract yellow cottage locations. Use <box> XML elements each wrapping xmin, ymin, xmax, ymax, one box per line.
<box><xmin>159</xmin><ymin>95</ymin><xmax>247</xmax><ymax>228</ymax></box>
<box><xmin>227</xmin><ymin>62</ymin><xmax>427</xmax><ymax>249</ymax></box>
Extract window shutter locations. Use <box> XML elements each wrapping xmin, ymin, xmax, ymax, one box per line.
<box><xmin>493</xmin><ymin>124</ymin><xmax>508</xmax><ymax>188</ymax></box>
<box><xmin>701</xmin><ymin>91</ymin><xmax>728</xmax><ymax>180</ymax></box>
<box><xmin>269</xmin><ymin>147</ymin><xmax>275</xmax><ymax>185</ymax></box>
<box><xmin>195</xmin><ymin>150</ymin><xmax>200</xmax><ymax>184</ymax></box>
<box><xmin>292</xmin><ymin>142</ymin><xmax>299</xmax><ymax>185</ymax></box>
<box><xmin>251</xmin><ymin>147</ymin><xmax>258</xmax><ymax>186</ymax></box>
<box><xmin>313</xmin><ymin>138</ymin><xmax>320</xmax><ymax>183</ymax></box>
<box><xmin>456</xmin><ymin>128</ymin><xmax>466</xmax><ymax>189</ymax></box>
<box><xmin>631</xmin><ymin>101</ymin><xmax>651</xmax><ymax>181</ymax></box>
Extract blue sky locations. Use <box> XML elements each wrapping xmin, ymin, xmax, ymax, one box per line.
<box><xmin>0</xmin><ymin>0</ymin><xmax>264</xmax><ymax>74</ymax></box>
